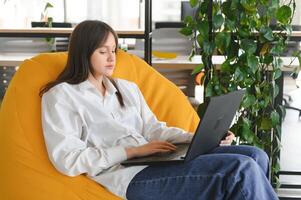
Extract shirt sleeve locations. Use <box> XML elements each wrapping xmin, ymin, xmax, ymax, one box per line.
<box><xmin>41</xmin><ymin>88</ymin><xmax>127</xmax><ymax>177</ymax></box>
<box><xmin>133</xmin><ymin>84</ymin><xmax>193</xmax><ymax>144</ymax></box>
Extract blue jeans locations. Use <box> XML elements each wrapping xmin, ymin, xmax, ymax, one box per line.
<box><xmin>126</xmin><ymin>145</ymin><xmax>278</xmax><ymax>200</ymax></box>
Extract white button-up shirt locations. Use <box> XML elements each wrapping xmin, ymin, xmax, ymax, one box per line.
<box><xmin>41</xmin><ymin>76</ymin><xmax>193</xmax><ymax>199</ymax></box>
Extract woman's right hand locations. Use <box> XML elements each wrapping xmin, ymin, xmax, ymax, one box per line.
<box><xmin>125</xmin><ymin>141</ymin><xmax>177</xmax><ymax>159</ymax></box>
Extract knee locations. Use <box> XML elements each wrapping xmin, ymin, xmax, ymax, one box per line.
<box><xmin>247</xmin><ymin>146</ymin><xmax>269</xmax><ymax>164</ymax></box>
<box><xmin>231</xmin><ymin>154</ymin><xmax>262</xmax><ymax>174</ymax></box>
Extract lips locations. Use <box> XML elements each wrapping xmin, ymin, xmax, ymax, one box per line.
<box><xmin>106</xmin><ymin>65</ymin><xmax>114</xmax><ymax>69</ymax></box>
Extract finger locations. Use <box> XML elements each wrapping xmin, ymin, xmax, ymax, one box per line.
<box><xmin>227</xmin><ymin>131</ymin><xmax>235</xmax><ymax>136</ymax></box>
<box><xmin>156</xmin><ymin>144</ymin><xmax>177</xmax><ymax>151</ymax></box>
<box><xmin>161</xmin><ymin>141</ymin><xmax>177</xmax><ymax>148</ymax></box>
<box><xmin>164</xmin><ymin>142</ymin><xmax>177</xmax><ymax>149</ymax></box>
<box><xmin>226</xmin><ymin>137</ymin><xmax>233</xmax><ymax>142</ymax></box>
<box><xmin>219</xmin><ymin>143</ymin><xmax>230</xmax><ymax>146</ymax></box>
<box><xmin>220</xmin><ymin>139</ymin><xmax>231</xmax><ymax>145</ymax></box>
<box><xmin>219</xmin><ymin>141</ymin><xmax>231</xmax><ymax>146</ymax></box>
<box><xmin>225</xmin><ymin>135</ymin><xmax>234</xmax><ymax>140</ymax></box>
<box><xmin>153</xmin><ymin>141</ymin><xmax>177</xmax><ymax>149</ymax></box>
<box><xmin>152</xmin><ymin>148</ymin><xmax>174</xmax><ymax>154</ymax></box>
<box><xmin>220</xmin><ymin>140</ymin><xmax>228</xmax><ymax>144</ymax></box>
<box><xmin>158</xmin><ymin>145</ymin><xmax>177</xmax><ymax>151</ymax></box>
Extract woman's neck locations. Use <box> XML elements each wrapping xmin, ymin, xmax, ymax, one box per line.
<box><xmin>88</xmin><ymin>74</ymin><xmax>106</xmax><ymax>96</ymax></box>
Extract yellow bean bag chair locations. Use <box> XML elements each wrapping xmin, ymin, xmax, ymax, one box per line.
<box><xmin>0</xmin><ymin>50</ymin><xmax>199</xmax><ymax>200</ymax></box>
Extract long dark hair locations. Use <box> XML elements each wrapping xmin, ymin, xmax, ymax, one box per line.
<box><xmin>39</xmin><ymin>20</ymin><xmax>124</xmax><ymax>107</ymax></box>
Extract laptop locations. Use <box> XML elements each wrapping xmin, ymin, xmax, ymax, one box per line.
<box><xmin>121</xmin><ymin>89</ymin><xmax>245</xmax><ymax>166</ymax></box>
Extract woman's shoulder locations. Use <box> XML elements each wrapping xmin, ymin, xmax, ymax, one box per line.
<box><xmin>42</xmin><ymin>82</ymin><xmax>72</xmax><ymax>100</ymax></box>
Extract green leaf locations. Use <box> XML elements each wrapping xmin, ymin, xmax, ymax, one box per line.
<box><xmin>271</xmin><ymin>110</ymin><xmax>280</xmax><ymax>126</ymax></box>
<box><xmin>46</xmin><ymin>17</ymin><xmax>53</xmax><ymax>28</ymax></box>
<box><xmin>238</xmin><ymin>27</ymin><xmax>250</xmax><ymax>38</ymax></box>
<box><xmin>234</xmin><ymin>67</ymin><xmax>244</xmax><ymax>82</ymax></box>
<box><xmin>241</xmin><ymin>118</ymin><xmax>254</xmax><ymax>143</ymax></box>
<box><xmin>241</xmin><ymin>0</ymin><xmax>257</xmax><ymax>13</ymax></box>
<box><xmin>285</xmin><ymin>24</ymin><xmax>293</xmax><ymax>35</ymax></box>
<box><xmin>255</xmin><ymin>85</ymin><xmax>261</xmax><ymax>96</ymax></box>
<box><xmin>180</xmin><ymin>27</ymin><xmax>193</xmax><ymax>36</ymax></box>
<box><xmin>271</xmin><ymin>40</ymin><xmax>285</xmax><ymax>55</ymax></box>
<box><xmin>244</xmin><ymin>78</ymin><xmax>255</xmax><ymax>86</ymax></box>
<box><xmin>274</xmin><ymin>68</ymin><xmax>282</xmax><ymax>80</ymax></box>
<box><xmin>241</xmin><ymin>39</ymin><xmax>257</xmax><ymax>55</ymax></box>
<box><xmin>260</xmin><ymin>26</ymin><xmax>274</xmax><ymax>41</ymax></box>
<box><xmin>189</xmin><ymin>0</ymin><xmax>198</xmax><ymax>8</ymax></box>
<box><xmin>214</xmin><ymin>85</ymin><xmax>222</xmax><ymax>96</ymax></box>
<box><xmin>259</xmin><ymin>117</ymin><xmax>272</xmax><ymax>130</ymax></box>
<box><xmin>197</xmin><ymin>21</ymin><xmax>209</xmax><ymax>38</ymax></box>
<box><xmin>215</xmin><ymin>32</ymin><xmax>231</xmax><ymax>54</ymax></box>
<box><xmin>189</xmin><ymin>48</ymin><xmax>195</xmax><ymax>61</ymax></box>
<box><xmin>242</xmin><ymin>94</ymin><xmax>256</xmax><ymax>108</ymax></box>
<box><xmin>213</xmin><ymin>14</ymin><xmax>224</xmax><ymax>30</ymax></box>
<box><xmin>44</xmin><ymin>2</ymin><xmax>54</xmax><ymax>12</ymax></box>
<box><xmin>191</xmin><ymin>64</ymin><xmax>204</xmax><ymax>75</ymax></box>
<box><xmin>197</xmin><ymin>34</ymin><xmax>204</xmax><ymax>46</ymax></box>
<box><xmin>184</xmin><ymin>16</ymin><xmax>193</xmax><ymax>24</ymax></box>
<box><xmin>222</xmin><ymin>1</ymin><xmax>236</xmax><ymax>21</ymax></box>
<box><xmin>247</xmin><ymin>55</ymin><xmax>259</xmax><ymax>74</ymax></box>
<box><xmin>259</xmin><ymin>0</ymin><xmax>270</xmax><ymax>6</ymax></box>
<box><xmin>224</xmin><ymin>19</ymin><xmax>236</xmax><ymax>31</ymax></box>
<box><xmin>221</xmin><ymin>60</ymin><xmax>231</xmax><ymax>72</ymax></box>
<box><xmin>275</xmin><ymin>125</ymin><xmax>282</xmax><ymax>137</ymax></box>
<box><xmin>271</xmin><ymin>0</ymin><xmax>280</xmax><ymax>8</ymax></box>
<box><xmin>273</xmin><ymin>58</ymin><xmax>283</xmax><ymax>69</ymax></box>
<box><xmin>227</xmin><ymin>41</ymin><xmax>239</xmax><ymax>59</ymax></box>
<box><xmin>200</xmin><ymin>1</ymin><xmax>209</xmax><ymax>15</ymax></box>
<box><xmin>274</xmin><ymin>161</ymin><xmax>280</xmax><ymax>173</ymax></box>
<box><xmin>274</xmin><ymin>84</ymin><xmax>279</xmax><ymax>98</ymax></box>
<box><xmin>263</xmin><ymin>54</ymin><xmax>273</xmax><ymax>65</ymax></box>
<box><xmin>203</xmin><ymin>41</ymin><xmax>215</xmax><ymax>55</ymax></box>
<box><xmin>276</xmin><ymin>5</ymin><xmax>292</xmax><ymax>24</ymax></box>
<box><xmin>205</xmin><ymin>81</ymin><xmax>213</xmax><ymax>97</ymax></box>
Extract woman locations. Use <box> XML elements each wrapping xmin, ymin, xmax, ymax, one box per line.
<box><xmin>40</xmin><ymin>20</ymin><xmax>278</xmax><ymax>200</ymax></box>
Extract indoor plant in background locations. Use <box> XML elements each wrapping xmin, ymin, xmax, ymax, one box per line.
<box><xmin>31</xmin><ymin>1</ymin><xmax>72</xmax><ymax>52</ymax></box>
<box><xmin>181</xmin><ymin>0</ymin><xmax>297</xmax><ymax>187</ymax></box>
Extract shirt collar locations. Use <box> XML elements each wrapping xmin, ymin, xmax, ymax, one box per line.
<box><xmin>78</xmin><ymin>76</ymin><xmax>117</xmax><ymax>95</ymax></box>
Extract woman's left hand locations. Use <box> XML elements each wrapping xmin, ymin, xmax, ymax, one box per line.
<box><xmin>219</xmin><ymin>131</ymin><xmax>235</xmax><ymax>146</ymax></box>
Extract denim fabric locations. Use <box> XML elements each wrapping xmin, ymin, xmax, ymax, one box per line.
<box><xmin>126</xmin><ymin>145</ymin><xmax>278</xmax><ymax>200</ymax></box>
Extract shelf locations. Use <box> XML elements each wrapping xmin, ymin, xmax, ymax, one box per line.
<box><xmin>0</xmin><ymin>28</ymin><xmax>146</xmax><ymax>38</ymax></box>
<box><xmin>152</xmin><ymin>55</ymin><xmax>299</xmax><ymax>71</ymax></box>
<box><xmin>0</xmin><ymin>53</ymin><xmax>37</xmax><ymax>66</ymax></box>
<box><xmin>1</xmin><ymin>53</ymin><xmax>299</xmax><ymax>71</ymax></box>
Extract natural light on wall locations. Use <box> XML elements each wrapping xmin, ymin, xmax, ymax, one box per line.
<box><xmin>0</xmin><ymin>0</ymin><xmax>140</xmax><ymax>29</ymax></box>
<box><xmin>0</xmin><ymin>0</ymin><xmax>299</xmax><ymax>29</ymax></box>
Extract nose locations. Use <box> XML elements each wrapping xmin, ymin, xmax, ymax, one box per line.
<box><xmin>107</xmin><ymin>51</ymin><xmax>115</xmax><ymax>62</ymax></box>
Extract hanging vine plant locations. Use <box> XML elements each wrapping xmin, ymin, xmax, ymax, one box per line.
<box><xmin>181</xmin><ymin>0</ymin><xmax>296</xmax><ymax>187</ymax></box>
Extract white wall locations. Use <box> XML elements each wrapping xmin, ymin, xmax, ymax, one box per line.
<box><xmin>0</xmin><ymin>0</ymin><xmax>300</xmax><ymax>29</ymax></box>
<box><xmin>0</xmin><ymin>0</ymin><xmax>64</xmax><ymax>28</ymax></box>
<box><xmin>0</xmin><ymin>0</ymin><xmax>140</xmax><ymax>29</ymax></box>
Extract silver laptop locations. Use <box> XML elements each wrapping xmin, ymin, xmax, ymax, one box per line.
<box><xmin>121</xmin><ymin>89</ymin><xmax>245</xmax><ymax>166</ymax></box>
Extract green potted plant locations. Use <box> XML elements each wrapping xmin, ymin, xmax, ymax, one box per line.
<box><xmin>31</xmin><ymin>2</ymin><xmax>72</xmax><ymax>28</ymax></box>
<box><xmin>181</xmin><ymin>0</ymin><xmax>298</xmax><ymax>187</ymax></box>
<box><xmin>31</xmin><ymin>2</ymin><xmax>72</xmax><ymax>51</ymax></box>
